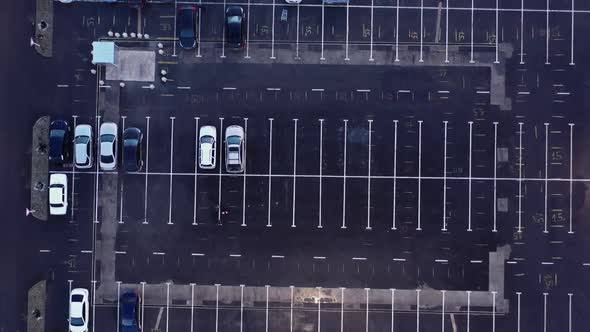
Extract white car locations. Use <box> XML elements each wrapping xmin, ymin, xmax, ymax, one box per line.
<box><xmin>69</xmin><ymin>288</ymin><xmax>89</xmax><ymax>332</ymax></box>
<box><xmin>49</xmin><ymin>173</ymin><xmax>68</xmax><ymax>215</ymax></box>
<box><xmin>225</xmin><ymin>125</ymin><xmax>245</xmax><ymax>173</ymax></box>
<box><xmin>199</xmin><ymin>126</ymin><xmax>217</xmax><ymax>169</ymax></box>
<box><xmin>99</xmin><ymin>122</ymin><xmax>118</xmax><ymax>170</ymax></box>
<box><xmin>74</xmin><ymin>124</ymin><xmax>93</xmax><ymax>169</ymax></box>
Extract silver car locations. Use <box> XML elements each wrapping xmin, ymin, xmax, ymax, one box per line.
<box><xmin>225</xmin><ymin>125</ymin><xmax>244</xmax><ymax>173</ymax></box>
<box><xmin>99</xmin><ymin>122</ymin><xmax>118</xmax><ymax>170</ymax></box>
<box><xmin>74</xmin><ymin>124</ymin><xmax>93</xmax><ymax>169</ymax></box>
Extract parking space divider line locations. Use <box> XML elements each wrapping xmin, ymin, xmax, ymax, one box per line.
<box><xmin>417</xmin><ymin>121</ymin><xmax>423</xmax><ymax>230</ymax></box>
<box><xmin>518</xmin><ymin>123</ymin><xmax>523</xmax><ymax>232</ymax></box>
<box><xmin>441</xmin><ymin>290</ymin><xmax>446</xmax><ymax>332</ymax></box>
<box><xmin>468</xmin><ymin>122</ymin><xmax>473</xmax><ymax>231</ymax></box>
<box><xmin>444</xmin><ymin>1</ymin><xmax>448</xmax><ymax>63</ymax></box>
<box><xmin>395</xmin><ymin>0</ymin><xmax>399</xmax><ymax>62</ymax></box>
<box><xmin>442</xmin><ymin>121</ymin><xmax>448</xmax><ymax>231</ymax></box>
<box><xmin>544</xmin><ymin>123</ymin><xmax>549</xmax><ymax>233</ymax></box>
<box><xmin>494</xmin><ymin>0</ymin><xmax>499</xmax><ymax>63</ymax></box>
<box><xmin>569</xmin><ymin>123</ymin><xmax>574</xmax><ymax>234</ymax></box>
<box><xmin>271</xmin><ymin>0</ymin><xmax>276</xmax><ymax>59</ymax></box>
<box><xmin>516</xmin><ymin>292</ymin><xmax>522</xmax><ymax>332</ymax></box>
<box><xmin>568</xmin><ymin>293</ymin><xmax>573</xmax><ymax>332</ymax></box>
<box><xmin>215</xmin><ymin>284</ymin><xmax>220</xmax><ymax>332</ymax></box>
<box><xmin>116</xmin><ymin>281</ymin><xmax>121</xmax><ymax>332</ymax></box>
<box><xmin>296</xmin><ymin>4</ymin><xmax>300</xmax><ymax>59</ymax></box>
<box><xmin>543</xmin><ymin>292</ymin><xmax>548</xmax><ymax>332</ymax></box>
<box><xmin>369</xmin><ymin>0</ymin><xmax>374</xmax><ymax>61</ymax></box>
<box><xmin>173</xmin><ymin>0</ymin><xmax>177</xmax><ymax>56</ymax></box>
<box><xmin>119</xmin><ymin>116</ymin><xmax>126</xmax><ymax>224</ymax></box>
<box><xmin>419</xmin><ymin>0</ymin><xmax>424</xmax><ymax>62</ymax></box>
<box><xmin>218</xmin><ymin>118</ymin><xmax>224</xmax><ymax>222</ymax></box>
<box><xmin>197</xmin><ymin>1</ymin><xmax>202</xmax><ymax>57</ymax></box>
<box><xmin>466</xmin><ymin>291</ymin><xmax>471</xmax><ymax>332</ymax></box>
<box><xmin>345</xmin><ymin>2</ymin><xmax>350</xmax><ymax>60</ymax></box>
<box><xmin>520</xmin><ymin>0</ymin><xmax>524</xmax><ymax>64</ymax></box>
<box><xmin>292</xmin><ymin>119</ymin><xmax>298</xmax><ymax>228</ymax></box>
<box><xmin>267</xmin><ymin>119</ymin><xmax>273</xmax><ymax>227</ymax></box>
<box><xmin>416</xmin><ymin>290</ymin><xmax>420</xmax><ymax>332</ymax></box>
<box><xmin>365</xmin><ymin>288</ymin><xmax>370</xmax><ymax>332</ymax></box>
<box><xmin>190</xmin><ymin>283</ymin><xmax>195</xmax><ymax>332</ymax></box>
<box><xmin>94</xmin><ymin>116</ymin><xmax>101</xmax><ymax>224</ymax></box>
<box><xmin>67</xmin><ymin>281</ymin><xmax>72</xmax><ymax>332</ymax></box>
<box><xmin>491</xmin><ymin>291</ymin><xmax>497</xmax><ymax>332</ymax></box>
<box><xmin>320</xmin><ymin>3</ymin><xmax>325</xmax><ymax>60</ymax></box>
<box><xmin>240</xmin><ymin>285</ymin><xmax>245</xmax><ymax>332</ymax></box>
<box><xmin>221</xmin><ymin>0</ymin><xmax>226</xmax><ymax>58</ymax></box>
<box><xmin>493</xmin><ymin>122</ymin><xmax>498</xmax><ymax>232</ymax></box>
<box><xmin>392</xmin><ymin>120</ymin><xmax>398</xmax><ymax>230</ymax></box>
<box><xmin>317</xmin><ymin>287</ymin><xmax>321</xmax><ymax>332</ymax></box>
<box><xmin>168</xmin><ymin>117</ymin><xmax>175</xmax><ymax>225</ymax></box>
<box><xmin>245</xmin><ymin>0</ymin><xmax>251</xmax><ymax>58</ymax></box>
<box><xmin>193</xmin><ymin>118</ymin><xmax>199</xmax><ymax>225</ymax></box>
<box><xmin>290</xmin><ymin>286</ymin><xmax>294</xmax><ymax>332</ymax></box>
<box><xmin>367</xmin><ymin>120</ymin><xmax>373</xmax><ymax>230</ymax></box>
<box><xmin>570</xmin><ymin>0</ymin><xmax>575</xmax><ymax>65</ymax></box>
<box><xmin>91</xmin><ymin>280</ymin><xmax>96</xmax><ymax>332</ymax></box>
<box><xmin>70</xmin><ymin>116</ymin><xmax>77</xmax><ymax>223</ymax></box>
<box><xmin>390</xmin><ymin>289</ymin><xmax>395</xmax><ymax>332</ymax></box>
<box><xmin>143</xmin><ymin>117</ymin><xmax>150</xmax><ymax>224</ymax></box>
<box><xmin>545</xmin><ymin>0</ymin><xmax>550</xmax><ymax>65</ymax></box>
<box><xmin>470</xmin><ymin>0</ymin><xmax>475</xmax><ymax>63</ymax></box>
<box><xmin>342</xmin><ymin>120</ymin><xmax>348</xmax><ymax>229</ymax></box>
<box><xmin>266</xmin><ymin>285</ymin><xmax>270</xmax><ymax>332</ymax></box>
<box><xmin>318</xmin><ymin>119</ymin><xmax>324</xmax><ymax>228</ymax></box>
<box><xmin>242</xmin><ymin>118</ymin><xmax>248</xmax><ymax>227</ymax></box>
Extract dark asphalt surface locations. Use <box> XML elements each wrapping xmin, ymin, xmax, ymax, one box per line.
<box><xmin>4</xmin><ymin>0</ymin><xmax>590</xmax><ymax>331</ymax></box>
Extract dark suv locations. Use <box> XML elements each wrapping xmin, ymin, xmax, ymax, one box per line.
<box><xmin>49</xmin><ymin>120</ymin><xmax>70</xmax><ymax>165</ymax></box>
<box><xmin>226</xmin><ymin>6</ymin><xmax>245</xmax><ymax>48</ymax></box>
<box><xmin>123</xmin><ymin>127</ymin><xmax>143</xmax><ymax>172</ymax></box>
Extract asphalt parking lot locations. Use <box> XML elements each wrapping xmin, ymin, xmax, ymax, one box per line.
<box><xmin>25</xmin><ymin>0</ymin><xmax>590</xmax><ymax>331</ymax></box>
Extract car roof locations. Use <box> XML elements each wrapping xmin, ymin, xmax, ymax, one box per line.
<box><xmin>75</xmin><ymin>124</ymin><xmax>92</xmax><ymax>137</ymax></box>
<box><xmin>199</xmin><ymin>126</ymin><xmax>216</xmax><ymax>137</ymax></box>
<box><xmin>49</xmin><ymin>187</ymin><xmax>64</xmax><ymax>205</ymax></box>
<box><xmin>200</xmin><ymin>142</ymin><xmax>213</xmax><ymax>165</ymax></box>
<box><xmin>100</xmin><ymin>122</ymin><xmax>118</xmax><ymax>136</ymax></box>
<box><xmin>70</xmin><ymin>301</ymin><xmax>84</xmax><ymax>318</ymax></box>
<box><xmin>226</xmin><ymin>125</ymin><xmax>244</xmax><ymax>138</ymax></box>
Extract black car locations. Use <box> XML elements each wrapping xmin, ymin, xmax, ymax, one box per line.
<box><xmin>120</xmin><ymin>291</ymin><xmax>140</xmax><ymax>332</ymax></box>
<box><xmin>225</xmin><ymin>6</ymin><xmax>245</xmax><ymax>48</ymax></box>
<box><xmin>177</xmin><ymin>6</ymin><xmax>197</xmax><ymax>50</ymax></box>
<box><xmin>123</xmin><ymin>127</ymin><xmax>143</xmax><ymax>172</ymax></box>
<box><xmin>49</xmin><ymin>120</ymin><xmax>70</xmax><ymax>165</ymax></box>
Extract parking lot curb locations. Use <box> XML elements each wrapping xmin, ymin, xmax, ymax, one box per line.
<box><xmin>34</xmin><ymin>0</ymin><xmax>53</xmax><ymax>57</ymax></box>
<box><xmin>30</xmin><ymin>116</ymin><xmax>49</xmax><ymax>221</ymax></box>
<box><xmin>26</xmin><ymin>280</ymin><xmax>46</xmax><ymax>332</ymax></box>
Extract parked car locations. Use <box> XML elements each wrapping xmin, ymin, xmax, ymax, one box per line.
<box><xmin>285</xmin><ymin>0</ymin><xmax>302</xmax><ymax>3</ymax></box>
<box><xmin>199</xmin><ymin>126</ymin><xmax>217</xmax><ymax>169</ymax></box>
<box><xmin>69</xmin><ymin>288</ymin><xmax>89</xmax><ymax>332</ymax></box>
<box><xmin>225</xmin><ymin>125</ymin><xmax>245</xmax><ymax>173</ymax></box>
<box><xmin>49</xmin><ymin>173</ymin><xmax>68</xmax><ymax>215</ymax></box>
<box><xmin>99</xmin><ymin>122</ymin><xmax>118</xmax><ymax>171</ymax></box>
<box><xmin>177</xmin><ymin>6</ymin><xmax>198</xmax><ymax>50</ymax></box>
<box><xmin>49</xmin><ymin>120</ymin><xmax>70</xmax><ymax>165</ymax></box>
<box><xmin>123</xmin><ymin>127</ymin><xmax>143</xmax><ymax>172</ymax></box>
<box><xmin>226</xmin><ymin>6</ymin><xmax>245</xmax><ymax>48</ymax></box>
<box><xmin>120</xmin><ymin>291</ymin><xmax>141</xmax><ymax>332</ymax></box>
<box><xmin>74</xmin><ymin>124</ymin><xmax>93</xmax><ymax>169</ymax></box>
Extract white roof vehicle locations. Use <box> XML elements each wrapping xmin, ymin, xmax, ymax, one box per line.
<box><xmin>199</xmin><ymin>126</ymin><xmax>217</xmax><ymax>169</ymax></box>
<box><xmin>49</xmin><ymin>173</ymin><xmax>68</xmax><ymax>216</ymax></box>
<box><xmin>225</xmin><ymin>125</ymin><xmax>244</xmax><ymax>173</ymax></box>
<box><xmin>74</xmin><ymin>124</ymin><xmax>93</xmax><ymax>169</ymax></box>
<box><xmin>69</xmin><ymin>288</ymin><xmax>89</xmax><ymax>332</ymax></box>
<box><xmin>99</xmin><ymin>122</ymin><xmax>118</xmax><ymax>171</ymax></box>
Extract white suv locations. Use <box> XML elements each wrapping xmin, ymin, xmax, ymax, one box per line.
<box><xmin>225</xmin><ymin>125</ymin><xmax>244</xmax><ymax>173</ymax></box>
<box><xmin>199</xmin><ymin>126</ymin><xmax>217</xmax><ymax>169</ymax></box>
<box><xmin>49</xmin><ymin>173</ymin><xmax>68</xmax><ymax>215</ymax></box>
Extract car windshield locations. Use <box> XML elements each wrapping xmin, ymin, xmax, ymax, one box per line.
<box><xmin>200</xmin><ymin>136</ymin><xmax>214</xmax><ymax>144</ymax></box>
<box><xmin>228</xmin><ymin>16</ymin><xmax>241</xmax><ymax>24</ymax></box>
<box><xmin>121</xmin><ymin>318</ymin><xmax>134</xmax><ymax>327</ymax></box>
<box><xmin>70</xmin><ymin>317</ymin><xmax>84</xmax><ymax>326</ymax></box>
<box><xmin>227</xmin><ymin>136</ymin><xmax>241</xmax><ymax>145</ymax></box>
<box><xmin>71</xmin><ymin>294</ymin><xmax>83</xmax><ymax>302</ymax></box>
<box><xmin>50</xmin><ymin>203</ymin><xmax>63</xmax><ymax>208</ymax></box>
<box><xmin>75</xmin><ymin>136</ymin><xmax>89</xmax><ymax>144</ymax></box>
<box><xmin>101</xmin><ymin>155</ymin><xmax>114</xmax><ymax>163</ymax></box>
<box><xmin>124</xmin><ymin>139</ymin><xmax>138</xmax><ymax>147</ymax></box>
<box><xmin>101</xmin><ymin>134</ymin><xmax>115</xmax><ymax>142</ymax></box>
<box><xmin>50</xmin><ymin>129</ymin><xmax>65</xmax><ymax>138</ymax></box>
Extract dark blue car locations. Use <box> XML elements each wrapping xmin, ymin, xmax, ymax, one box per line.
<box><xmin>49</xmin><ymin>120</ymin><xmax>70</xmax><ymax>165</ymax></box>
<box><xmin>177</xmin><ymin>6</ymin><xmax>198</xmax><ymax>50</ymax></box>
<box><xmin>120</xmin><ymin>292</ymin><xmax>141</xmax><ymax>332</ymax></box>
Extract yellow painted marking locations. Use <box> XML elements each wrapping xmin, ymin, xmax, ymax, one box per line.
<box><xmin>158</xmin><ymin>61</ymin><xmax>178</xmax><ymax>65</ymax></box>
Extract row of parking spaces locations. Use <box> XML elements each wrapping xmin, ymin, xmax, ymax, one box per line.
<box><xmin>74</xmin><ymin>282</ymin><xmax>588</xmax><ymax>332</ymax></box>
<box><xmin>51</xmin><ymin>114</ymin><xmax>581</xmax><ymax>234</ymax></box>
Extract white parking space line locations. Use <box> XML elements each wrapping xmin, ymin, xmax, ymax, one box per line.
<box><xmin>392</xmin><ymin>120</ymin><xmax>398</xmax><ymax>230</ymax></box>
<box><xmin>193</xmin><ymin>117</ymin><xmax>199</xmax><ymax>225</ymax></box>
<box><xmin>395</xmin><ymin>0</ymin><xmax>400</xmax><ymax>62</ymax></box>
<box><xmin>442</xmin><ymin>121</ymin><xmax>448</xmax><ymax>231</ymax></box>
<box><xmin>318</xmin><ymin>119</ymin><xmax>324</xmax><ymax>228</ymax></box>
<box><xmin>543</xmin><ymin>293</ymin><xmax>548</xmax><ymax>332</ymax></box>
<box><xmin>416</xmin><ymin>290</ymin><xmax>420</xmax><ymax>332</ymax></box>
<box><xmin>190</xmin><ymin>283</ymin><xmax>196</xmax><ymax>332</ymax></box>
<box><xmin>492</xmin><ymin>291</ymin><xmax>497</xmax><ymax>332</ymax></box>
<box><xmin>71</xmin><ymin>116</ymin><xmax>78</xmax><ymax>222</ymax></box>
<box><xmin>165</xmin><ymin>283</ymin><xmax>170</xmax><ymax>332</ymax></box>
<box><xmin>570</xmin><ymin>0</ymin><xmax>575</xmax><ymax>65</ymax></box>
<box><xmin>466</xmin><ymin>291</ymin><xmax>471</xmax><ymax>332</ymax></box>
<box><xmin>117</xmin><ymin>281</ymin><xmax>121</xmax><ymax>332</ymax></box>
<box><xmin>369</xmin><ymin>0</ymin><xmax>374</xmax><ymax>61</ymax></box>
<box><xmin>545</xmin><ymin>0</ymin><xmax>550</xmax><ymax>65</ymax></box>
<box><xmin>518</xmin><ymin>122</ymin><xmax>523</xmax><ymax>232</ymax></box>
<box><xmin>197</xmin><ymin>4</ymin><xmax>202</xmax><ymax>57</ymax></box>
<box><xmin>173</xmin><ymin>0</ymin><xmax>177</xmax><ymax>57</ymax></box>
<box><xmin>265</xmin><ymin>285</ymin><xmax>270</xmax><ymax>332</ymax></box>
<box><xmin>568</xmin><ymin>293</ymin><xmax>573</xmax><ymax>332</ymax></box>
<box><xmin>242</xmin><ymin>118</ymin><xmax>248</xmax><ymax>227</ymax></box>
<box><xmin>345</xmin><ymin>2</ymin><xmax>350</xmax><ymax>60</ymax></box>
<box><xmin>68</xmin><ymin>280</ymin><xmax>72</xmax><ymax>330</ymax></box>
<box><xmin>290</xmin><ymin>286</ymin><xmax>294</xmax><ymax>332</ymax></box>
<box><xmin>119</xmin><ymin>116</ymin><xmax>126</xmax><ymax>224</ymax></box>
<box><xmin>444</xmin><ymin>1</ymin><xmax>449</xmax><ymax>63</ymax></box>
<box><xmin>317</xmin><ymin>287</ymin><xmax>321</xmax><ymax>332</ymax></box>
<box><xmin>367</xmin><ymin>120</ymin><xmax>373</xmax><ymax>230</ymax></box>
<box><xmin>271</xmin><ymin>0</ymin><xmax>275</xmax><ymax>60</ymax></box>
<box><xmin>544</xmin><ymin>123</ymin><xmax>549</xmax><ymax>233</ymax></box>
<box><xmin>516</xmin><ymin>292</ymin><xmax>522</xmax><ymax>332</ymax></box>
<box><xmin>417</xmin><ymin>121</ymin><xmax>423</xmax><ymax>230</ymax></box>
<box><xmin>296</xmin><ymin>4</ymin><xmax>300</xmax><ymax>59</ymax></box>
<box><xmin>391</xmin><ymin>289</ymin><xmax>395</xmax><ymax>332</ymax></box>
<box><xmin>292</xmin><ymin>119</ymin><xmax>298</xmax><ymax>228</ymax></box>
<box><xmin>245</xmin><ymin>0</ymin><xmax>251</xmax><ymax>58</ymax></box>
<box><xmin>342</xmin><ymin>120</ymin><xmax>348</xmax><ymax>229</ymax></box>
<box><xmin>441</xmin><ymin>290</ymin><xmax>446</xmax><ymax>332</ymax></box>
<box><xmin>365</xmin><ymin>288</ymin><xmax>370</xmax><ymax>332</ymax></box>
<box><xmin>493</xmin><ymin>122</ymin><xmax>498</xmax><ymax>232</ymax></box>
<box><xmin>94</xmin><ymin>116</ymin><xmax>101</xmax><ymax>224</ymax></box>
<box><xmin>267</xmin><ymin>118</ymin><xmax>273</xmax><ymax>227</ymax></box>
<box><xmin>215</xmin><ymin>284</ymin><xmax>220</xmax><ymax>332</ymax></box>
<box><xmin>520</xmin><ymin>0</ymin><xmax>524</xmax><ymax>65</ymax></box>
<box><xmin>419</xmin><ymin>0</ymin><xmax>424</xmax><ymax>62</ymax></box>
<box><xmin>468</xmin><ymin>122</ymin><xmax>473</xmax><ymax>231</ymax></box>
<box><xmin>140</xmin><ymin>282</ymin><xmax>145</xmax><ymax>330</ymax></box>
<box><xmin>143</xmin><ymin>116</ymin><xmax>150</xmax><ymax>224</ymax></box>
<box><xmin>495</xmin><ymin>0</ymin><xmax>499</xmax><ymax>63</ymax></box>
<box><xmin>168</xmin><ymin>117</ymin><xmax>175</xmax><ymax>225</ymax></box>
<box><xmin>221</xmin><ymin>0</ymin><xmax>226</xmax><ymax>58</ymax></box>
<box><xmin>217</xmin><ymin>118</ymin><xmax>224</xmax><ymax>222</ymax></box>
<box><xmin>91</xmin><ymin>280</ymin><xmax>96</xmax><ymax>332</ymax></box>
<box><xmin>321</xmin><ymin>3</ymin><xmax>325</xmax><ymax>61</ymax></box>
<box><xmin>240</xmin><ymin>285</ymin><xmax>245</xmax><ymax>332</ymax></box>
<box><xmin>569</xmin><ymin>123</ymin><xmax>574</xmax><ymax>233</ymax></box>
<box><xmin>470</xmin><ymin>0</ymin><xmax>475</xmax><ymax>63</ymax></box>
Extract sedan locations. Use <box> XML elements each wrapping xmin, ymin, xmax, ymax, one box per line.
<box><xmin>69</xmin><ymin>288</ymin><xmax>89</xmax><ymax>332</ymax></box>
<box><xmin>123</xmin><ymin>127</ymin><xmax>143</xmax><ymax>172</ymax></box>
<box><xmin>49</xmin><ymin>173</ymin><xmax>68</xmax><ymax>216</ymax></box>
<box><xmin>49</xmin><ymin>120</ymin><xmax>70</xmax><ymax>165</ymax></box>
<box><xmin>99</xmin><ymin>122</ymin><xmax>118</xmax><ymax>171</ymax></box>
<box><xmin>199</xmin><ymin>126</ymin><xmax>217</xmax><ymax>169</ymax></box>
<box><xmin>120</xmin><ymin>291</ymin><xmax>141</xmax><ymax>332</ymax></box>
<box><xmin>225</xmin><ymin>125</ymin><xmax>245</xmax><ymax>173</ymax></box>
<box><xmin>226</xmin><ymin>6</ymin><xmax>245</xmax><ymax>48</ymax></box>
<box><xmin>177</xmin><ymin>6</ymin><xmax>198</xmax><ymax>49</ymax></box>
<box><xmin>74</xmin><ymin>124</ymin><xmax>93</xmax><ymax>169</ymax></box>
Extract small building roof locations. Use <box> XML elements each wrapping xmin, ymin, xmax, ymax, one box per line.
<box><xmin>92</xmin><ymin>41</ymin><xmax>117</xmax><ymax>64</ymax></box>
